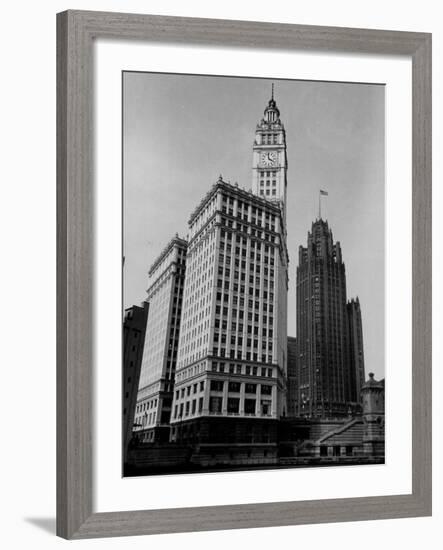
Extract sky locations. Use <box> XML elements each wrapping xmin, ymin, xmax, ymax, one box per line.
<box><xmin>123</xmin><ymin>72</ymin><xmax>385</xmax><ymax>379</ymax></box>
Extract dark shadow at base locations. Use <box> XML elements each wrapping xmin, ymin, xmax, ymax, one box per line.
<box><xmin>24</xmin><ymin>517</ymin><xmax>56</xmax><ymax>535</ymax></box>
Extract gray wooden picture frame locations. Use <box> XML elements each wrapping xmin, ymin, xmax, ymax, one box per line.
<box><xmin>56</xmin><ymin>9</ymin><xmax>432</xmax><ymax>540</ymax></box>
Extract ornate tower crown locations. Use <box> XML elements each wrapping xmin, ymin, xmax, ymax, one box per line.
<box><xmin>263</xmin><ymin>85</ymin><xmax>280</xmax><ymax>124</ymax></box>
<box><xmin>251</xmin><ymin>84</ymin><xmax>288</xmax><ymax>219</ymax></box>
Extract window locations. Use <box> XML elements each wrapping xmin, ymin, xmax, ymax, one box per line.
<box><xmin>227</xmin><ymin>398</ymin><xmax>239</xmax><ymax>414</ymax></box>
<box><xmin>261</xmin><ymin>384</ymin><xmax>272</xmax><ymax>395</ymax></box>
<box><xmin>228</xmin><ymin>381</ymin><xmax>241</xmax><ymax>393</ymax></box>
<box><xmin>210</xmin><ymin>380</ymin><xmax>224</xmax><ymax>392</ymax></box>
<box><xmin>245</xmin><ymin>383</ymin><xmax>257</xmax><ymax>394</ymax></box>
<box><xmin>209</xmin><ymin>396</ymin><xmax>222</xmax><ymax>413</ymax></box>
<box><xmin>244</xmin><ymin>399</ymin><xmax>256</xmax><ymax>414</ymax></box>
<box><xmin>261</xmin><ymin>400</ymin><xmax>271</xmax><ymax>416</ymax></box>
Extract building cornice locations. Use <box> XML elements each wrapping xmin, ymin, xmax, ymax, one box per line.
<box><xmin>148</xmin><ymin>234</ymin><xmax>188</xmax><ymax>276</ymax></box>
<box><xmin>188</xmin><ymin>178</ymin><xmax>283</xmax><ymax>226</ymax></box>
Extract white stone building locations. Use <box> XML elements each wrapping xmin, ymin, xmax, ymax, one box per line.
<box><xmin>169</xmin><ymin>93</ymin><xmax>289</xmax><ymax>443</ymax></box>
<box><xmin>134</xmin><ymin>235</ymin><xmax>187</xmax><ymax>442</ymax></box>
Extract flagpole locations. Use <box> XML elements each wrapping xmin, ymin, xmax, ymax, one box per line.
<box><xmin>318</xmin><ymin>191</ymin><xmax>321</xmax><ymax>220</ymax></box>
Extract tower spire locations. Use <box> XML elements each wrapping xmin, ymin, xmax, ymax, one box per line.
<box><xmin>271</xmin><ymin>82</ymin><xmax>274</xmax><ymax>101</ymax></box>
<box><xmin>318</xmin><ymin>189</ymin><xmax>329</xmax><ymax>220</ymax></box>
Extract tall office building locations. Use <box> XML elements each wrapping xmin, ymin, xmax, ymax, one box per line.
<box><xmin>294</xmin><ymin>218</ymin><xmax>361</xmax><ymax>418</ymax></box>
<box><xmin>169</xmin><ymin>177</ymin><xmax>288</xmax><ymax>445</ymax></box>
<box><xmin>134</xmin><ymin>234</ymin><xmax>188</xmax><ymax>442</ymax></box>
<box><xmin>347</xmin><ymin>297</ymin><xmax>365</xmax><ymax>401</ymax></box>
<box><xmin>286</xmin><ymin>336</ymin><xmax>297</xmax><ymax>417</ymax></box>
<box><xmin>169</xmin><ymin>93</ymin><xmax>289</xmax><ymax>447</ymax></box>
<box><xmin>122</xmin><ymin>301</ymin><xmax>149</xmax><ymax>461</ymax></box>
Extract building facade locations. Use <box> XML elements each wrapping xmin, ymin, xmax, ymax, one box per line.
<box><xmin>169</xmin><ymin>177</ymin><xmax>288</xmax><ymax>448</ymax></box>
<box><xmin>134</xmin><ymin>235</ymin><xmax>188</xmax><ymax>442</ymax></box>
<box><xmin>287</xmin><ymin>336</ymin><xmax>297</xmax><ymax>417</ymax></box>
<box><xmin>252</xmin><ymin>89</ymin><xmax>288</xmax><ymax>221</ymax></box>
<box><xmin>294</xmin><ymin>219</ymin><xmax>361</xmax><ymax>418</ymax></box>
<box><xmin>122</xmin><ymin>301</ymin><xmax>149</xmax><ymax>461</ymax></box>
<box><xmin>168</xmin><ymin>93</ymin><xmax>289</xmax><ymax>451</ymax></box>
<box><xmin>347</xmin><ymin>297</ymin><xmax>366</xmax><ymax>401</ymax></box>
<box><xmin>361</xmin><ymin>373</ymin><xmax>385</xmax><ymax>457</ymax></box>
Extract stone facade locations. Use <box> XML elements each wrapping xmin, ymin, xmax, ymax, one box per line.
<box><xmin>347</xmin><ymin>297</ymin><xmax>366</xmax><ymax>401</ymax></box>
<box><xmin>287</xmin><ymin>336</ymin><xmax>297</xmax><ymax>417</ymax></box>
<box><xmin>361</xmin><ymin>373</ymin><xmax>385</xmax><ymax>457</ymax></box>
<box><xmin>294</xmin><ymin>219</ymin><xmax>364</xmax><ymax>418</ymax></box>
<box><xmin>134</xmin><ymin>235</ymin><xmax>188</xmax><ymax>443</ymax></box>
<box><xmin>169</xmin><ymin>179</ymin><xmax>288</xmax><ymax>442</ymax></box>
<box><xmin>122</xmin><ymin>301</ymin><xmax>149</xmax><ymax>461</ymax></box>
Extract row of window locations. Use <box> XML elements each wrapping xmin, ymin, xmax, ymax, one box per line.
<box><xmin>215</xmin><ymin>304</ymin><xmax>274</xmax><ymax>317</ymax></box>
<box><xmin>210</xmin><ymin>380</ymin><xmax>272</xmax><ymax>394</ymax></box>
<box><xmin>174</xmin><ymin>397</ymin><xmax>204</xmax><ymax>419</ymax></box>
<box><xmin>220</xmin><ymin>207</ymin><xmax>277</xmax><ymax>231</ymax></box>
<box><xmin>211</xmin><ymin>362</ymin><xmax>274</xmax><ymax>377</ymax></box>
<box><xmin>215</xmin><ymin>315</ymin><xmax>274</xmax><ymax>329</ymax></box>
<box><xmin>260</xmin><ymin>180</ymin><xmax>277</xmax><ymax>187</ymax></box>
<box><xmin>175</xmin><ymin>380</ymin><xmax>205</xmax><ymax>400</ymax></box>
<box><xmin>217</xmin><ymin>268</ymin><xmax>275</xmax><ymax>285</ymax></box>
<box><xmin>260</xmin><ymin>188</ymin><xmax>277</xmax><ymax>197</ymax></box>
<box><xmin>208</xmin><ymin>396</ymin><xmax>271</xmax><ymax>415</ymax></box>
<box><xmin>216</xmin><ymin>287</ymin><xmax>274</xmax><ymax>300</ymax></box>
<box><xmin>213</xmin><ymin>333</ymin><xmax>273</xmax><ymax>345</ymax></box>
<box><xmin>219</xmin><ymin>251</ymin><xmax>275</xmax><ymax>266</ymax></box>
<box><xmin>212</xmin><ymin>348</ymin><xmax>273</xmax><ymax>362</ymax></box>
<box><xmin>172</xmin><ymin>396</ymin><xmax>273</xmax><ymax>419</ymax></box>
<box><xmin>220</xmin><ymin>217</ymin><xmax>278</xmax><ymax>242</ymax></box>
<box><xmin>259</xmin><ymin>133</ymin><xmax>280</xmax><ymax>145</ymax></box>
<box><xmin>221</xmin><ymin>195</ymin><xmax>277</xmax><ymax>223</ymax></box>
<box><xmin>136</xmin><ymin>398</ymin><xmax>158</xmax><ymax>414</ymax></box>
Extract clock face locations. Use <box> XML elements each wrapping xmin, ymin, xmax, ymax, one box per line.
<box><xmin>261</xmin><ymin>151</ymin><xmax>278</xmax><ymax>167</ymax></box>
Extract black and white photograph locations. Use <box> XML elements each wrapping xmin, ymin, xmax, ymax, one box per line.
<box><xmin>122</xmin><ymin>72</ymin><xmax>386</xmax><ymax>476</ymax></box>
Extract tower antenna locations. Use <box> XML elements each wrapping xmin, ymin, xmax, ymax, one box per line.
<box><xmin>318</xmin><ymin>189</ymin><xmax>329</xmax><ymax>219</ymax></box>
<box><xmin>271</xmin><ymin>82</ymin><xmax>274</xmax><ymax>100</ymax></box>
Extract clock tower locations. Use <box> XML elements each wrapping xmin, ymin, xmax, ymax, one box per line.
<box><xmin>252</xmin><ymin>86</ymin><xmax>288</xmax><ymax>219</ymax></box>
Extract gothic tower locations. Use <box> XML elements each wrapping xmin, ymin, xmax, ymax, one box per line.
<box><xmin>295</xmin><ymin>219</ymin><xmax>354</xmax><ymax>418</ymax></box>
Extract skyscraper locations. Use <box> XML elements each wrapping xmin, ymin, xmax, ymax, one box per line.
<box><xmin>123</xmin><ymin>301</ymin><xmax>149</xmax><ymax>460</ymax></box>
<box><xmin>169</xmin><ymin>92</ymin><xmax>289</xmax><ymax>446</ymax></box>
<box><xmin>294</xmin><ymin>218</ymin><xmax>362</xmax><ymax>418</ymax></box>
<box><xmin>169</xmin><ymin>178</ymin><xmax>287</xmax><ymax>442</ymax></box>
<box><xmin>134</xmin><ymin>234</ymin><xmax>188</xmax><ymax>442</ymax></box>
<box><xmin>286</xmin><ymin>336</ymin><xmax>297</xmax><ymax>417</ymax></box>
<box><xmin>347</xmin><ymin>297</ymin><xmax>365</xmax><ymax>401</ymax></box>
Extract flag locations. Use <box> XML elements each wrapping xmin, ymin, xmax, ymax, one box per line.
<box><xmin>320</xmin><ymin>190</ymin><xmax>328</xmax><ymax>196</ymax></box>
